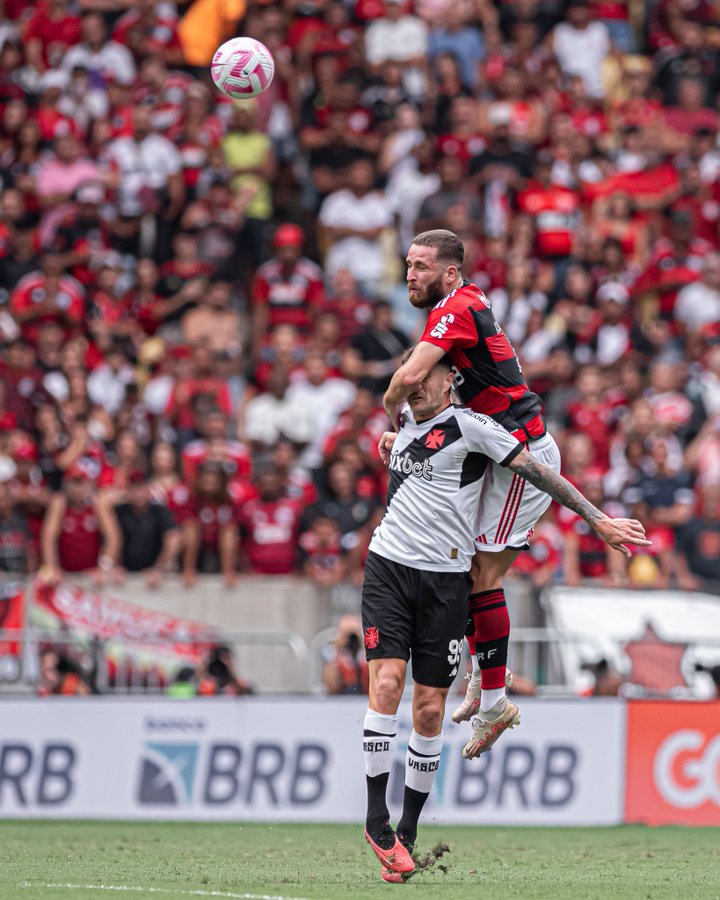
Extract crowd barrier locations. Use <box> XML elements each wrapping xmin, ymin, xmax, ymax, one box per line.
<box><xmin>0</xmin><ymin>697</ymin><xmax>718</xmax><ymax>826</ymax></box>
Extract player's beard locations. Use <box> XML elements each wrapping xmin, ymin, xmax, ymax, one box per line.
<box><xmin>408</xmin><ymin>274</ymin><xmax>446</xmax><ymax>309</ymax></box>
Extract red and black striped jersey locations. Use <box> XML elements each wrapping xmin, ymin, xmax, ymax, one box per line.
<box><xmin>419</xmin><ymin>280</ymin><xmax>545</xmax><ymax>442</ymax></box>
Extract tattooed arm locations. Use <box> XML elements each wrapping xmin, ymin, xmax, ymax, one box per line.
<box><xmin>507</xmin><ymin>448</ymin><xmax>651</xmax><ymax>558</ymax></box>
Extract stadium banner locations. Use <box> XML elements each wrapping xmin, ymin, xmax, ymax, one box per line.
<box><xmin>31</xmin><ymin>580</ymin><xmax>212</xmax><ymax>675</ymax></box>
<box><xmin>0</xmin><ymin>697</ymin><xmax>624</xmax><ymax>825</ymax></box>
<box><xmin>625</xmin><ymin>700</ymin><xmax>720</xmax><ymax>826</ymax></box>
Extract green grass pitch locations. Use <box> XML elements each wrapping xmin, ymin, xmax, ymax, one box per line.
<box><xmin>2</xmin><ymin>821</ymin><xmax>720</xmax><ymax>900</ymax></box>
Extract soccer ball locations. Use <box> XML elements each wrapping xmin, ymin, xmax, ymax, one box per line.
<box><xmin>211</xmin><ymin>37</ymin><xmax>275</xmax><ymax>100</ymax></box>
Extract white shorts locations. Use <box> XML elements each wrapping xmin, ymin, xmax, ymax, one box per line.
<box><xmin>475</xmin><ymin>432</ymin><xmax>561</xmax><ymax>553</ymax></box>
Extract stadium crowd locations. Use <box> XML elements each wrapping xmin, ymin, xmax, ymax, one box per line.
<box><xmin>0</xmin><ymin>0</ymin><xmax>719</xmax><ymax>607</ymax></box>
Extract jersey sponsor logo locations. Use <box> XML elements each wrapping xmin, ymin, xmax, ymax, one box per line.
<box><xmin>389</xmin><ymin>451</ymin><xmax>434</xmax><ymax>481</ymax></box>
<box><xmin>364</xmin><ymin>626</ymin><xmax>379</xmax><ymax>650</ymax></box>
<box><xmin>430</xmin><ymin>313</ymin><xmax>454</xmax><ymax>339</ymax></box>
<box><xmin>424</xmin><ymin>429</ymin><xmax>446</xmax><ymax>450</ymax></box>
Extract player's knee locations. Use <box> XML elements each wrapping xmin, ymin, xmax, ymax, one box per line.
<box><xmin>413</xmin><ymin>693</ymin><xmax>444</xmax><ymax>736</ymax></box>
<box><xmin>373</xmin><ymin>667</ymin><xmax>404</xmax><ymax>713</ymax></box>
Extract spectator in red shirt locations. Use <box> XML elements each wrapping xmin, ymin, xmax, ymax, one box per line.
<box><xmin>164</xmin><ymin>344</ymin><xmax>232</xmax><ymax>444</ymax></box>
<box><xmin>9</xmin><ymin>248</ymin><xmax>84</xmax><ymax>345</ymax></box>
<box><xmin>25</xmin><ymin>0</ymin><xmax>81</xmax><ymax>73</ymax></box>
<box><xmin>240</xmin><ymin>467</ymin><xmax>303</xmax><ymax>575</ymax></box>
<box><xmin>40</xmin><ymin>462</ymin><xmax>120</xmax><ymax>583</ymax></box>
<box><xmin>178</xmin><ymin>460</ymin><xmax>238</xmax><ymax>586</ymax></box>
<box><xmin>517</xmin><ymin>150</ymin><xmax>580</xmax><ymax>261</ymax></box>
<box><xmin>299</xmin><ymin>514</ymin><xmax>346</xmax><ymax>588</ymax></box>
<box><xmin>113</xmin><ymin>0</ymin><xmax>184</xmax><ymax>67</ymax></box>
<box><xmin>251</xmin><ymin>223</ymin><xmax>325</xmax><ymax>358</ymax></box>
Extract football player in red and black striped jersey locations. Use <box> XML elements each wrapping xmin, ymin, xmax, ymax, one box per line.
<box><xmin>383</xmin><ymin>228</ymin><xmax>561</xmax><ymax>754</ymax></box>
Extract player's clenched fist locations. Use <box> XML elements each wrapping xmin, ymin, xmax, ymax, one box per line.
<box><xmin>378</xmin><ymin>431</ymin><xmax>397</xmax><ymax>465</ymax></box>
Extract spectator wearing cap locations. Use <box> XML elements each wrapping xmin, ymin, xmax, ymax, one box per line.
<box><xmin>251</xmin><ymin>223</ymin><xmax>324</xmax><ymax>358</ymax></box>
<box><xmin>549</xmin><ymin>0</ymin><xmax>610</xmax><ymax>100</ymax></box>
<box><xmin>427</xmin><ymin>0</ymin><xmax>488</xmax><ymax>91</ymax></box>
<box><xmin>222</xmin><ymin>101</ymin><xmax>276</xmax><ymax>273</ymax></box>
<box><xmin>61</xmin><ymin>12</ymin><xmax>136</xmax><ymax>88</ymax></box>
<box><xmin>112</xmin><ymin>471</ymin><xmax>180</xmax><ymax>588</ymax></box>
<box><xmin>40</xmin><ymin>462</ymin><xmax>121</xmax><ymax>583</ymax></box>
<box><xmin>25</xmin><ymin>0</ymin><xmax>81</xmax><ymax>73</ymax></box>
<box><xmin>364</xmin><ymin>0</ymin><xmax>428</xmax><ymax>101</ymax></box>
<box><xmin>9</xmin><ymin>248</ymin><xmax>84</xmax><ymax>346</ymax></box>
<box><xmin>0</xmin><ymin>481</ymin><xmax>33</xmax><ymax>576</ymax></box>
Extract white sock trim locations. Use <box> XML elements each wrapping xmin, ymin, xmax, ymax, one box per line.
<box><xmin>480</xmin><ymin>687</ymin><xmax>506</xmax><ymax>712</ymax></box>
<box><xmin>364</xmin><ymin>709</ymin><xmax>398</xmax><ymax>736</ymax></box>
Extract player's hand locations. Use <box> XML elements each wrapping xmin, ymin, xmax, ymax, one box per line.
<box><xmin>594</xmin><ymin>517</ymin><xmax>652</xmax><ymax>558</ymax></box>
<box><xmin>378</xmin><ymin>431</ymin><xmax>397</xmax><ymax>465</ymax></box>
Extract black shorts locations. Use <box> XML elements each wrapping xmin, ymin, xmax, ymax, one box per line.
<box><xmin>361</xmin><ymin>551</ymin><xmax>471</xmax><ymax>689</ymax></box>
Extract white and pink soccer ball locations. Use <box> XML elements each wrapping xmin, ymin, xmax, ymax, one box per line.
<box><xmin>211</xmin><ymin>37</ymin><xmax>275</xmax><ymax>100</ymax></box>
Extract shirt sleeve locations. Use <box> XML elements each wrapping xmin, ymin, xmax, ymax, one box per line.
<box><xmin>420</xmin><ymin>297</ymin><xmax>478</xmax><ymax>350</ymax></box>
<box><xmin>457</xmin><ymin>408</ymin><xmax>523</xmax><ymax>467</ymax></box>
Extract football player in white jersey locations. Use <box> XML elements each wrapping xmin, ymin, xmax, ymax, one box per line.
<box><xmin>363</xmin><ymin>357</ymin><xmax>649</xmax><ymax>882</ymax></box>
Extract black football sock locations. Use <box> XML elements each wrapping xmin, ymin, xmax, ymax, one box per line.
<box><xmin>397</xmin><ymin>730</ymin><xmax>443</xmax><ymax>846</ymax></box>
<box><xmin>363</xmin><ymin>709</ymin><xmax>397</xmax><ymax>846</ymax></box>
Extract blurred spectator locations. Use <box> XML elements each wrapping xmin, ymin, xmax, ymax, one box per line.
<box><xmin>0</xmin><ymin>481</ymin><xmax>33</xmax><ymax>576</ymax></box>
<box><xmin>318</xmin><ymin>158</ymin><xmax>392</xmax><ymax>291</ymax></box>
<box><xmin>39</xmin><ymin>463</ymin><xmax>120</xmax><ymax>582</ymax></box>
<box><xmin>677</xmin><ymin>485</ymin><xmax>720</xmax><ymax>594</ymax></box>
<box><xmin>37</xmin><ymin>646</ymin><xmax>92</xmax><ymax>696</ymax></box>
<box><xmin>365</xmin><ymin>0</ymin><xmax>428</xmax><ymax>100</ymax></box>
<box><xmin>199</xmin><ymin>644</ymin><xmax>253</xmax><ymax>695</ymax></box>
<box><xmin>113</xmin><ymin>472</ymin><xmax>180</xmax><ymax>588</ymax></box>
<box><xmin>322</xmin><ymin>614</ymin><xmax>369</xmax><ymax>695</ymax></box>
<box><xmin>299</xmin><ymin>514</ymin><xmax>345</xmax><ymax>587</ymax></box>
<box><xmin>178</xmin><ymin>460</ymin><xmax>238</xmax><ymax>586</ymax></box>
<box><xmin>549</xmin><ymin>0</ymin><xmax>610</xmax><ymax>99</ymax></box>
<box><xmin>239</xmin><ymin>466</ymin><xmax>303</xmax><ymax>575</ymax></box>
<box><xmin>251</xmin><ymin>223</ymin><xmax>324</xmax><ymax>358</ymax></box>
<box><xmin>427</xmin><ymin>1</ymin><xmax>487</xmax><ymax>90</ymax></box>
<box><xmin>342</xmin><ymin>301</ymin><xmax>410</xmax><ymax>394</ymax></box>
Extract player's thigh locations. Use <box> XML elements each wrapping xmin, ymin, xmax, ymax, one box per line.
<box><xmin>411</xmin><ymin>569</ymin><xmax>471</xmax><ymax>689</ymax></box>
<box><xmin>475</xmin><ymin>432</ymin><xmax>561</xmax><ymax>551</ymax></box>
<box><xmin>361</xmin><ymin>551</ymin><xmax>416</xmax><ymax>665</ymax></box>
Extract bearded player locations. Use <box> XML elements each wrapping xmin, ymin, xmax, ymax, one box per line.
<box><xmin>383</xmin><ymin>229</ymin><xmax>561</xmax><ymax>759</ymax></box>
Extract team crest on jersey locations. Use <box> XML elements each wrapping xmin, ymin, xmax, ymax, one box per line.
<box><xmin>364</xmin><ymin>626</ymin><xmax>379</xmax><ymax>650</ymax></box>
<box><xmin>424</xmin><ymin>429</ymin><xmax>446</xmax><ymax>449</ymax></box>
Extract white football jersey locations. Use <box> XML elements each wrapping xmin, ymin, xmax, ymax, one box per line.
<box><xmin>369</xmin><ymin>404</ymin><xmax>523</xmax><ymax>572</ymax></box>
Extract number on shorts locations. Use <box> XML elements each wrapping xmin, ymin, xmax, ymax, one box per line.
<box><xmin>447</xmin><ymin>639</ymin><xmax>462</xmax><ymax>666</ymax></box>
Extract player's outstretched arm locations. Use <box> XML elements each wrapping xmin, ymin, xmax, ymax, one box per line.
<box><xmin>383</xmin><ymin>342</ymin><xmax>445</xmax><ymax>425</ymax></box>
<box><xmin>507</xmin><ymin>449</ymin><xmax>651</xmax><ymax>558</ymax></box>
